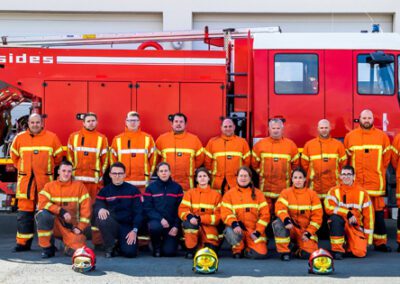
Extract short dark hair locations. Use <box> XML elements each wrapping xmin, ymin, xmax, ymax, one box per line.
<box><xmin>59</xmin><ymin>160</ymin><xmax>73</xmax><ymax>168</ymax></box>
<box><xmin>110</xmin><ymin>162</ymin><xmax>126</xmax><ymax>173</ymax></box>
<box><xmin>291</xmin><ymin>167</ymin><xmax>307</xmax><ymax>179</ymax></box>
<box><xmin>194</xmin><ymin>167</ymin><xmax>211</xmax><ymax>186</ymax></box>
<box><xmin>156</xmin><ymin>162</ymin><xmax>171</xmax><ymax>172</ymax></box>
<box><xmin>171</xmin><ymin>112</ymin><xmax>187</xmax><ymax>123</ymax></box>
<box><xmin>341</xmin><ymin>165</ymin><xmax>355</xmax><ymax>175</ymax></box>
<box><xmin>83</xmin><ymin>112</ymin><xmax>97</xmax><ymax>121</ymax></box>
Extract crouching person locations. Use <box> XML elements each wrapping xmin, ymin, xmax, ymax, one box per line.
<box><xmin>221</xmin><ymin>166</ymin><xmax>270</xmax><ymax>259</ymax></box>
<box><xmin>324</xmin><ymin>165</ymin><xmax>374</xmax><ymax>260</ymax></box>
<box><xmin>94</xmin><ymin>162</ymin><xmax>143</xmax><ymax>258</ymax></box>
<box><xmin>36</xmin><ymin>161</ymin><xmax>91</xmax><ymax>258</ymax></box>
<box><xmin>178</xmin><ymin>167</ymin><xmax>222</xmax><ymax>258</ymax></box>
<box><xmin>273</xmin><ymin>167</ymin><xmax>323</xmax><ymax>261</ymax></box>
<box><xmin>143</xmin><ymin>162</ymin><xmax>183</xmax><ymax>257</ymax></box>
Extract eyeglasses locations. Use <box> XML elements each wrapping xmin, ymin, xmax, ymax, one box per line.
<box><xmin>340</xmin><ymin>173</ymin><xmax>353</xmax><ymax>176</ymax></box>
<box><xmin>126</xmin><ymin>119</ymin><xmax>139</xmax><ymax>123</ymax></box>
<box><xmin>110</xmin><ymin>172</ymin><xmax>125</xmax><ymax>176</ymax></box>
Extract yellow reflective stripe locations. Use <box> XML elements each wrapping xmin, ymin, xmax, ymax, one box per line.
<box><xmin>196</xmin><ymin>148</ymin><xmax>204</xmax><ymax>156</ymax></box>
<box><xmin>392</xmin><ymin>145</ymin><xmax>399</xmax><ymax>155</ymax></box>
<box><xmin>275</xmin><ymin>237</ymin><xmax>290</xmax><ymax>244</ymax></box>
<box><xmin>318</xmin><ymin>194</ymin><xmax>327</xmax><ymax>199</ymax></box>
<box><xmin>251</xmin><ymin>151</ymin><xmax>260</xmax><ymax>162</ymax></box>
<box><xmin>20</xmin><ymin>146</ymin><xmax>54</xmax><ymax>153</ymax></box>
<box><xmin>72</xmin><ymin>134</ymin><xmax>79</xmax><ymax>172</ymax></box>
<box><xmin>309</xmin><ymin>153</ymin><xmax>339</xmax><ymax>161</ymax></box>
<box><xmin>144</xmin><ymin>136</ymin><xmax>150</xmax><ymax>176</ymax></box>
<box><xmin>39</xmin><ymin>190</ymin><xmax>52</xmax><ymax>200</ymax></box>
<box><xmin>310</xmin><ymin>235</ymin><xmax>318</xmax><ymax>242</ymax></box>
<box><xmin>258</xmin><ymin>201</ymin><xmax>268</xmax><ymax>209</ymax></box>
<box><xmin>17</xmin><ymin>232</ymin><xmax>34</xmax><ymax>239</ymax></box>
<box><xmin>301</xmin><ymin>153</ymin><xmax>310</xmax><ymax>161</ymax></box>
<box><xmin>311</xmin><ymin>204</ymin><xmax>322</xmax><ymax>210</ymax></box>
<box><xmin>11</xmin><ymin>147</ymin><xmax>19</xmax><ymax>157</ymax></box>
<box><xmin>224</xmin><ymin>214</ymin><xmax>236</xmax><ymax>223</ymax></box>
<box><xmin>54</xmin><ymin>146</ymin><xmax>63</xmax><ymax>156</ymax></box>
<box><xmin>50</xmin><ymin>197</ymin><xmax>79</xmax><ymax>202</ymax></box>
<box><xmin>264</xmin><ymin>192</ymin><xmax>280</xmax><ymax>198</ymax></box>
<box><xmin>162</xmin><ymin>148</ymin><xmax>195</xmax><ymax>155</ymax></box>
<box><xmin>254</xmin><ymin>237</ymin><xmax>267</xmax><ymax>244</ymax></box>
<box><xmin>349</xmin><ymin>145</ymin><xmax>383</xmax><ymax>151</ymax></box>
<box><xmin>79</xmin><ymin>193</ymin><xmax>90</xmax><ymax>203</ymax></box>
<box><xmin>206</xmin><ymin>234</ymin><xmax>219</xmax><ymax>241</ymax></box>
<box><xmin>184</xmin><ymin>229</ymin><xmax>199</xmax><ymax>234</ymax></box>
<box><xmin>180</xmin><ymin>212</ymin><xmax>187</xmax><ymax>220</ymax></box>
<box><xmin>288</xmin><ymin>205</ymin><xmax>312</xmax><ymax>210</ymax></box>
<box><xmin>310</xmin><ymin>221</ymin><xmax>320</xmax><ymax>230</ymax></box>
<box><xmin>210</xmin><ymin>215</ymin><xmax>216</xmax><ymax>225</ymax></box>
<box><xmin>213</xmin><ymin>151</ymin><xmax>243</xmax><ymax>158</ymax></box>
<box><xmin>292</xmin><ymin>153</ymin><xmax>300</xmax><ymax>162</ymax></box>
<box><xmin>330</xmin><ymin>237</ymin><xmax>345</xmax><ymax>244</ymax></box>
<box><xmin>257</xmin><ymin>219</ymin><xmax>268</xmax><ymax>226</ymax></box>
<box><xmin>95</xmin><ymin>136</ymin><xmax>102</xmax><ymax>178</ymax></box>
<box><xmin>221</xmin><ymin>202</ymin><xmax>233</xmax><ymax>209</ymax></box>
<box><xmin>277</xmin><ymin>197</ymin><xmax>289</xmax><ymax>207</ymax></box>
<box><xmin>180</xmin><ymin>200</ymin><xmax>191</xmax><ymax>207</ymax></box>
<box><xmin>38</xmin><ymin>231</ymin><xmax>53</xmax><ymax>237</ymax></box>
<box><xmin>260</xmin><ymin>153</ymin><xmax>291</xmax><ymax>160</ymax></box>
<box><xmin>44</xmin><ymin>202</ymin><xmax>53</xmax><ymax>210</ymax></box>
<box><xmin>339</xmin><ymin>154</ymin><xmax>347</xmax><ymax>162</ymax></box>
<box><xmin>190</xmin><ymin>203</ymin><xmax>215</xmax><ymax>209</ymax></box>
<box><xmin>91</xmin><ymin>226</ymin><xmax>100</xmax><ymax>231</ymax></box>
<box><xmin>373</xmin><ymin>234</ymin><xmax>387</xmax><ymax>240</ymax></box>
<box><xmin>232</xmin><ymin>204</ymin><xmax>259</xmax><ymax>210</ymax></box>
<box><xmin>116</xmin><ymin>138</ymin><xmax>122</xmax><ymax>161</ymax></box>
<box><xmin>80</xmin><ymin>217</ymin><xmax>90</xmax><ymax>224</ymax></box>
<box><xmin>382</xmin><ymin>146</ymin><xmax>390</xmax><ymax>154</ymax></box>
<box><xmin>276</xmin><ymin>210</ymin><xmax>288</xmax><ymax>215</ymax></box>
<box><xmin>204</xmin><ymin>149</ymin><xmax>213</xmax><ymax>158</ymax></box>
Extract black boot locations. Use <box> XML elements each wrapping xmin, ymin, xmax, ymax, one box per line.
<box><xmin>374</xmin><ymin>244</ymin><xmax>392</xmax><ymax>252</ymax></box>
<box><xmin>12</xmin><ymin>244</ymin><xmax>31</xmax><ymax>253</ymax></box>
<box><xmin>41</xmin><ymin>246</ymin><xmax>56</xmax><ymax>259</ymax></box>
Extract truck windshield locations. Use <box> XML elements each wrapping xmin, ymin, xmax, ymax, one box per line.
<box><xmin>357</xmin><ymin>54</ymin><xmax>394</xmax><ymax>95</ymax></box>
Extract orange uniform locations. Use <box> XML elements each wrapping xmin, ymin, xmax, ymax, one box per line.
<box><xmin>390</xmin><ymin>133</ymin><xmax>400</xmax><ymax>244</ymax></box>
<box><xmin>204</xmin><ymin>135</ymin><xmax>251</xmax><ymax>192</ymax></box>
<box><xmin>156</xmin><ymin>131</ymin><xmax>204</xmax><ymax>190</ymax></box>
<box><xmin>37</xmin><ymin>179</ymin><xmax>91</xmax><ymax>250</ymax></box>
<box><xmin>251</xmin><ymin>137</ymin><xmax>299</xmax><ymax>209</ymax></box>
<box><xmin>324</xmin><ymin>183</ymin><xmax>374</xmax><ymax>257</ymax></box>
<box><xmin>178</xmin><ymin>186</ymin><xmax>222</xmax><ymax>249</ymax></box>
<box><xmin>67</xmin><ymin>127</ymin><xmax>108</xmax><ymax>245</ymax></box>
<box><xmin>344</xmin><ymin>126</ymin><xmax>391</xmax><ymax>245</ymax></box>
<box><xmin>221</xmin><ymin>186</ymin><xmax>270</xmax><ymax>256</ymax></box>
<box><xmin>111</xmin><ymin>128</ymin><xmax>156</xmax><ymax>189</ymax></box>
<box><xmin>274</xmin><ymin>187</ymin><xmax>323</xmax><ymax>255</ymax></box>
<box><xmin>301</xmin><ymin>137</ymin><xmax>347</xmax><ymax>199</ymax></box>
<box><xmin>10</xmin><ymin>129</ymin><xmax>63</xmax><ymax>246</ymax></box>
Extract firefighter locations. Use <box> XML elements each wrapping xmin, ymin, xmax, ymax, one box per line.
<box><xmin>155</xmin><ymin>113</ymin><xmax>204</xmax><ymax>190</ymax></box>
<box><xmin>94</xmin><ymin>162</ymin><xmax>143</xmax><ymax>258</ymax></box>
<box><xmin>390</xmin><ymin>132</ymin><xmax>400</xmax><ymax>252</ymax></box>
<box><xmin>110</xmin><ymin>111</ymin><xmax>156</xmax><ymax>192</ymax></box>
<box><xmin>36</xmin><ymin>161</ymin><xmax>91</xmax><ymax>258</ymax></box>
<box><xmin>179</xmin><ymin>167</ymin><xmax>222</xmax><ymax>258</ymax></box>
<box><xmin>344</xmin><ymin>109</ymin><xmax>392</xmax><ymax>252</ymax></box>
<box><xmin>273</xmin><ymin>167</ymin><xmax>323</xmax><ymax>261</ymax></box>
<box><xmin>301</xmin><ymin>119</ymin><xmax>347</xmax><ymax>239</ymax></box>
<box><xmin>251</xmin><ymin>118</ymin><xmax>299</xmax><ymax>211</ymax></box>
<box><xmin>324</xmin><ymin>165</ymin><xmax>374</xmax><ymax>259</ymax></box>
<box><xmin>221</xmin><ymin>166</ymin><xmax>270</xmax><ymax>259</ymax></box>
<box><xmin>143</xmin><ymin>162</ymin><xmax>183</xmax><ymax>257</ymax></box>
<box><xmin>67</xmin><ymin>112</ymin><xmax>108</xmax><ymax>247</ymax></box>
<box><xmin>10</xmin><ymin>113</ymin><xmax>63</xmax><ymax>252</ymax></box>
<box><xmin>204</xmin><ymin>118</ymin><xmax>251</xmax><ymax>193</ymax></box>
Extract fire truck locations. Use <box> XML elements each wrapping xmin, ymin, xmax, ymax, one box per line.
<box><xmin>0</xmin><ymin>27</ymin><xmax>399</xmax><ymax>210</ymax></box>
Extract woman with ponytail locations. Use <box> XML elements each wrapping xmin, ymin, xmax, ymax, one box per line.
<box><xmin>221</xmin><ymin>166</ymin><xmax>270</xmax><ymax>259</ymax></box>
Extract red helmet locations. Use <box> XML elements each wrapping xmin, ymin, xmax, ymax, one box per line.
<box><xmin>72</xmin><ymin>246</ymin><xmax>96</xmax><ymax>273</ymax></box>
<box><xmin>308</xmin><ymin>248</ymin><xmax>334</xmax><ymax>275</ymax></box>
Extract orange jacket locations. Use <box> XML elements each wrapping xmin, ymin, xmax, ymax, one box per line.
<box><xmin>301</xmin><ymin>137</ymin><xmax>347</xmax><ymax>198</ymax></box>
<box><xmin>275</xmin><ymin>187</ymin><xmax>323</xmax><ymax>235</ymax></box>
<box><xmin>344</xmin><ymin>126</ymin><xmax>391</xmax><ymax>197</ymax></box>
<box><xmin>110</xmin><ymin>129</ymin><xmax>156</xmax><ymax>187</ymax></box>
<box><xmin>204</xmin><ymin>135</ymin><xmax>251</xmax><ymax>190</ymax></box>
<box><xmin>221</xmin><ymin>186</ymin><xmax>270</xmax><ymax>234</ymax></box>
<box><xmin>38</xmin><ymin>180</ymin><xmax>91</xmax><ymax>232</ymax></box>
<box><xmin>324</xmin><ymin>183</ymin><xmax>374</xmax><ymax>244</ymax></box>
<box><xmin>390</xmin><ymin>133</ymin><xmax>400</xmax><ymax>206</ymax></box>
<box><xmin>251</xmin><ymin>137</ymin><xmax>299</xmax><ymax>199</ymax></box>
<box><xmin>67</xmin><ymin>128</ymin><xmax>108</xmax><ymax>184</ymax></box>
<box><xmin>178</xmin><ymin>186</ymin><xmax>222</xmax><ymax>227</ymax></box>
<box><xmin>10</xmin><ymin>130</ymin><xmax>63</xmax><ymax>200</ymax></box>
<box><xmin>156</xmin><ymin>131</ymin><xmax>204</xmax><ymax>190</ymax></box>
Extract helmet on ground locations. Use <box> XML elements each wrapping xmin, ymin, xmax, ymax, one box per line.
<box><xmin>308</xmin><ymin>248</ymin><xmax>334</xmax><ymax>275</ymax></box>
<box><xmin>72</xmin><ymin>246</ymin><xmax>96</xmax><ymax>273</ymax></box>
<box><xmin>223</xmin><ymin>227</ymin><xmax>243</xmax><ymax>246</ymax></box>
<box><xmin>193</xmin><ymin>247</ymin><xmax>218</xmax><ymax>274</ymax></box>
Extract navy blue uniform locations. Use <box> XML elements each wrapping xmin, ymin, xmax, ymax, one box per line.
<box><xmin>143</xmin><ymin>177</ymin><xmax>183</xmax><ymax>256</ymax></box>
<box><xmin>94</xmin><ymin>182</ymin><xmax>143</xmax><ymax>257</ymax></box>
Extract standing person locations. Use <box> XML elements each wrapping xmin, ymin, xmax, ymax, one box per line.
<box><xmin>204</xmin><ymin>118</ymin><xmax>251</xmax><ymax>193</ymax></box>
<box><xmin>301</xmin><ymin>119</ymin><xmax>347</xmax><ymax>199</ymax></box>
<box><xmin>273</xmin><ymin>167</ymin><xmax>323</xmax><ymax>261</ymax></box>
<box><xmin>67</xmin><ymin>112</ymin><xmax>108</xmax><ymax>246</ymax></box>
<box><xmin>344</xmin><ymin>109</ymin><xmax>392</xmax><ymax>252</ymax></box>
<box><xmin>110</xmin><ymin>111</ymin><xmax>156</xmax><ymax>192</ymax></box>
<box><xmin>36</xmin><ymin>161</ymin><xmax>91</xmax><ymax>258</ymax></box>
<box><xmin>324</xmin><ymin>165</ymin><xmax>374</xmax><ymax>259</ymax></box>
<box><xmin>10</xmin><ymin>113</ymin><xmax>63</xmax><ymax>252</ymax></box>
<box><xmin>221</xmin><ymin>166</ymin><xmax>270</xmax><ymax>259</ymax></box>
<box><xmin>251</xmin><ymin>118</ymin><xmax>299</xmax><ymax>211</ymax></box>
<box><xmin>155</xmin><ymin>113</ymin><xmax>204</xmax><ymax>191</ymax></box>
<box><xmin>179</xmin><ymin>167</ymin><xmax>222</xmax><ymax>258</ymax></box>
<box><xmin>94</xmin><ymin>162</ymin><xmax>143</xmax><ymax>258</ymax></box>
<box><xmin>143</xmin><ymin>162</ymin><xmax>183</xmax><ymax>257</ymax></box>
<box><xmin>390</xmin><ymin>132</ymin><xmax>400</xmax><ymax>252</ymax></box>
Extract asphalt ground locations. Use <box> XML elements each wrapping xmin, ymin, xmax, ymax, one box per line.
<box><xmin>0</xmin><ymin>213</ymin><xmax>399</xmax><ymax>284</ymax></box>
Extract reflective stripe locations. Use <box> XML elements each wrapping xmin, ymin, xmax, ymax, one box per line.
<box><xmin>162</xmin><ymin>148</ymin><xmax>195</xmax><ymax>155</ymax></box>
<box><xmin>184</xmin><ymin>229</ymin><xmax>199</xmax><ymax>234</ymax></box>
<box><xmin>258</xmin><ymin>201</ymin><xmax>268</xmax><ymax>209</ymax></box>
<box><xmin>79</xmin><ymin>193</ymin><xmax>90</xmax><ymax>203</ymax></box>
<box><xmin>11</xmin><ymin>147</ymin><xmax>19</xmax><ymax>157</ymax></box>
<box><xmin>91</xmin><ymin>226</ymin><xmax>100</xmax><ymax>231</ymax></box>
<box><xmin>73</xmin><ymin>146</ymin><xmax>100</xmax><ymax>153</ymax></box>
<box><xmin>180</xmin><ymin>200</ymin><xmax>191</xmax><ymax>207</ymax></box>
<box><xmin>257</xmin><ymin>219</ymin><xmax>268</xmax><ymax>226</ymax></box>
<box><xmin>309</xmin><ymin>153</ymin><xmax>339</xmax><ymax>161</ymax></box>
<box><xmin>17</xmin><ymin>232</ymin><xmax>34</xmax><ymax>239</ymax></box>
<box><xmin>330</xmin><ymin>237</ymin><xmax>345</xmax><ymax>244</ymax></box>
<box><xmin>72</xmin><ymin>134</ymin><xmax>79</xmax><ymax>173</ymax></box>
<box><xmin>20</xmin><ymin>146</ymin><xmax>54</xmax><ymax>154</ymax></box>
<box><xmin>210</xmin><ymin>215</ymin><xmax>216</xmax><ymax>225</ymax></box>
<box><xmin>251</xmin><ymin>151</ymin><xmax>260</xmax><ymax>162</ymax></box>
<box><xmin>95</xmin><ymin>136</ymin><xmax>102</xmax><ymax>179</ymax></box>
<box><xmin>232</xmin><ymin>203</ymin><xmax>264</xmax><ymax>210</ymax></box>
<box><xmin>116</xmin><ymin>138</ymin><xmax>122</xmax><ymax>162</ymax></box>
<box><xmin>276</xmin><ymin>210</ymin><xmax>288</xmax><ymax>215</ymax></box>
<box><xmin>118</xmin><ymin>149</ymin><xmax>148</xmax><ymax>154</ymax></box>
<box><xmin>275</xmin><ymin>236</ymin><xmax>290</xmax><ymax>244</ymax></box>
<box><xmin>40</xmin><ymin>190</ymin><xmax>52</xmax><ymax>200</ymax></box>
<box><xmin>126</xmin><ymin>180</ymin><xmax>148</xmax><ymax>186</ymax></box>
<box><xmin>310</xmin><ymin>221</ymin><xmax>320</xmax><ymax>230</ymax></box>
<box><xmin>364</xmin><ymin>229</ymin><xmax>373</xmax><ymax>234</ymax></box>
<box><xmin>243</xmin><ymin>151</ymin><xmax>251</xmax><ymax>159</ymax></box>
<box><xmin>206</xmin><ymin>234</ymin><xmax>219</xmax><ymax>241</ymax></box>
<box><xmin>80</xmin><ymin>217</ymin><xmax>90</xmax><ymax>224</ymax></box>
<box><xmin>277</xmin><ymin>197</ymin><xmax>289</xmax><ymax>207</ymax></box>
<box><xmin>254</xmin><ymin>237</ymin><xmax>267</xmax><ymax>244</ymax></box>
<box><xmin>264</xmin><ymin>192</ymin><xmax>280</xmax><ymax>198</ymax></box>
<box><xmin>196</xmin><ymin>148</ymin><xmax>204</xmax><ymax>156</ymax></box>
<box><xmin>221</xmin><ymin>202</ymin><xmax>233</xmax><ymax>209</ymax></box>
<box><xmin>189</xmin><ymin>203</ymin><xmax>215</xmax><ymax>210</ymax></box>
<box><xmin>44</xmin><ymin>202</ymin><xmax>53</xmax><ymax>210</ymax></box>
<box><xmin>373</xmin><ymin>234</ymin><xmax>387</xmax><ymax>240</ymax></box>
<box><xmin>260</xmin><ymin>153</ymin><xmax>291</xmax><ymax>160</ymax></box>
<box><xmin>75</xmin><ymin>176</ymin><xmax>98</xmax><ymax>183</ymax></box>
<box><xmin>144</xmin><ymin>136</ymin><xmax>150</xmax><ymax>177</ymax></box>
<box><xmin>204</xmin><ymin>149</ymin><xmax>213</xmax><ymax>158</ymax></box>
<box><xmin>213</xmin><ymin>151</ymin><xmax>243</xmax><ymax>159</ymax></box>
<box><xmin>224</xmin><ymin>214</ymin><xmax>236</xmax><ymax>223</ymax></box>
<box><xmin>37</xmin><ymin>231</ymin><xmax>53</xmax><ymax>237</ymax></box>
<box><xmin>318</xmin><ymin>194</ymin><xmax>327</xmax><ymax>199</ymax></box>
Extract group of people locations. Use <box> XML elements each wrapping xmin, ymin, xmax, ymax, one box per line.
<box><xmin>9</xmin><ymin>108</ymin><xmax>400</xmax><ymax>262</ymax></box>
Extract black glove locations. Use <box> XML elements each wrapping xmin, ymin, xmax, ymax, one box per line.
<box><xmin>284</xmin><ymin>217</ymin><xmax>292</xmax><ymax>226</ymax></box>
<box><xmin>347</xmin><ymin>211</ymin><xmax>354</xmax><ymax>220</ymax></box>
<box><xmin>59</xmin><ymin>208</ymin><xmax>68</xmax><ymax>218</ymax></box>
<box><xmin>252</xmin><ymin>231</ymin><xmax>261</xmax><ymax>238</ymax></box>
<box><xmin>304</xmin><ymin>231</ymin><xmax>311</xmax><ymax>239</ymax></box>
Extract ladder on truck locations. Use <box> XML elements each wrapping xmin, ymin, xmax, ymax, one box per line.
<box><xmin>0</xmin><ymin>26</ymin><xmax>281</xmax><ymax>141</ymax></box>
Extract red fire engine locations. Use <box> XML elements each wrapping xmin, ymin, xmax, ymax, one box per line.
<box><xmin>0</xmin><ymin>27</ymin><xmax>399</xmax><ymax>210</ymax></box>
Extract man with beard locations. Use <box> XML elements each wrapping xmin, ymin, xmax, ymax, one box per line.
<box><xmin>344</xmin><ymin>109</ymin><xmax>391</xmax><ymax>252</ymax></box>
<box><xmin>68</xmin><ymin>112</ymin><xmax>109</xmax><ymax>247</ymax></box>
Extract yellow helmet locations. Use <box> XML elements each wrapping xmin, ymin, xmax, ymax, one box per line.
<box><xmin>193</xmin><ymin>247</ymin><xmax>218</xmax><ymax>274</ymax></box>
